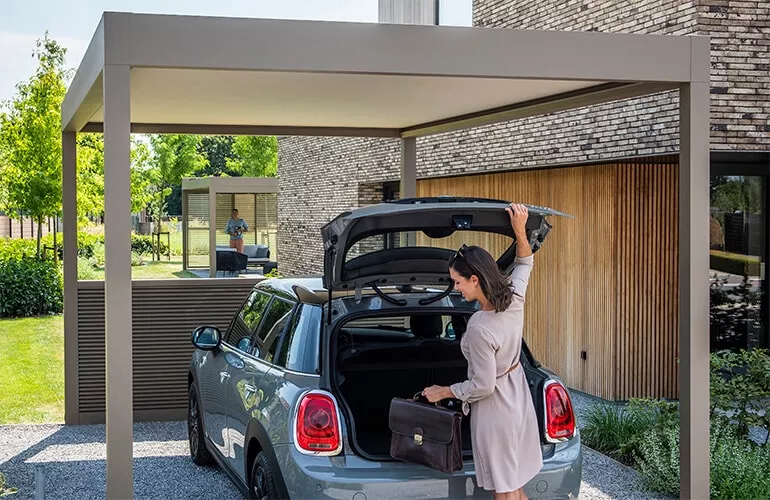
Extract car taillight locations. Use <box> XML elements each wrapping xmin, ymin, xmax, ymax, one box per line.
<box><xmin>295</xmin><ymin>391</ymin><xmax>341</xmax><ymax>455</ymax></box>
<box><xmin>544</xmin><ymin>381</ymin><xmax>575</xmax><ymax>442</ymax></box>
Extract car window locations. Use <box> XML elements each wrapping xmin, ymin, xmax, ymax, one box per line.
<box><xmin>225</xmin><ymin>290</ymin><xmax>271</xmax><ymax>350</ymax></box>
<box><xmin>256</xmin><ymin>298</ymin><xmax>295</xmax><ymax>363</ymax></box>
<box><xmin>275</xmin><ymin>304</ymin><xmax>322</xmax><ymax>374</ymax></box>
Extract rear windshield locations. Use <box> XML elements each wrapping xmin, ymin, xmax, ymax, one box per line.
<box><xmin>345</xmin><ymin>230</ymin><xmax>512</xmax><ymax>262</ymax></box>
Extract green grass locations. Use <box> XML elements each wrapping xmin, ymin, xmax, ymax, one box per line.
<box><xmin>0</xmin><ymin>314</ymin><xmax>64</xmax><ymax>424</ymax></box>
<box><xmin>85</xmin><ymin>257</ymin><xmax>198</xmax><ymax>280</ymax></box>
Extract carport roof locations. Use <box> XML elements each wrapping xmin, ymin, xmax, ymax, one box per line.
<box><xmin>61</xmin><ymin>12</ymin><xmax>705</xmax><ymax>138</ymax></box>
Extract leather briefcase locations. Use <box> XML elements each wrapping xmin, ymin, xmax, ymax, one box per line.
<box><xmin>388</xmin><ymin>394</ymin><xmax>463</xmax><ymax>473</ymax></box>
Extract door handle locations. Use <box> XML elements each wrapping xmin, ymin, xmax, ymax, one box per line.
<box><xmin>244</xmin><ymin>383</ymin><xmax>258</xmax><ymax>400</ymax></box>
<box><xmin>219</xmin><ymin>370</ymin><xmax>231</xmax><ymax>383</ymax></box>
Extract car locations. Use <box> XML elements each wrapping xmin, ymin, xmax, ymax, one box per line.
<box><xmin>187</xmin><ymin>196</ymin><xmax>582</xmax><ymax>499</ymax></box>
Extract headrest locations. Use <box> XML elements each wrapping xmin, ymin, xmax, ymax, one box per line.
<box><xmin>410</xmin><ymin>315</ymin><xmax>443</xmax><ymax>339</ymax></box>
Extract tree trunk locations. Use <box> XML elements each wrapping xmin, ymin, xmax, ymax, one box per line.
<box><xmin>36</xmin><ymin>218</ymin><xmax>42</xmax><ymax>257</ymax></box>
<box><xmin>53</xmin><ymin>216</ymin><xmax>58</xmax><ymax>265</ymax></box>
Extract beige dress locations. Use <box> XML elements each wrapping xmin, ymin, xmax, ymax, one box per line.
<box><xmin>450</xmin><ymin>254</ymin><xmax>543</xmax><ymax>493</ymax></box>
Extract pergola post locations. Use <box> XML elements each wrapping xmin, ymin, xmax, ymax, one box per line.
<box><xmin>62</xmin><ymin>131</ymin><xmax>79</xmax><ymax>425</ymax></box>
<box><xmin>400</xmin><ymin>136</ymin><xmax>417</xmax><ymax>246</ymax></box>
<box><xmin>102</xmin><ymin>63</ymin><xmax>133</xmax><ymax>499</ymax></box>
<box><xmin>209</xmin><ymin>180</ymin><xmax>218</xmax><ymax>278</ymax></box>
<box><xmin>678</xmin><ymin>38</ymin><xmax>711</xmax><ymax>500</ymax></box>
<box><xmin>182</xmin><ymin>190</ymin><xmax>188</xmax><ymax>270</ymax></box>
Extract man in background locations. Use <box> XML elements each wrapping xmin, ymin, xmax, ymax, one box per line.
<box><xmin>225</xmin><ymin>208</ymin><xmax>248</xmax><ymax>253</ymax></box>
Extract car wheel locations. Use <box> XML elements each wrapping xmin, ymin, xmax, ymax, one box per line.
<box><xmin>250</xmin><ymin>451</ymin><xmax>280</xmax><ymax>500</ymax></box>
<box><xmin>188</xmin><ymin>384</ymin><xmax>213</xmax><ymax>466</ymax></box>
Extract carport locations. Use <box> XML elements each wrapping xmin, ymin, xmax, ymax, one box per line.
<box><xmin>61</xmin><ymin>12</ymin><xmax>710</xmax><ymax>499</ymax></box>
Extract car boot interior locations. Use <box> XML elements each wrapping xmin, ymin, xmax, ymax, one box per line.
<box><xmin>334</xmin><ymin>313</ymin><xmax>474</xmax><ymax>459</ymax></box>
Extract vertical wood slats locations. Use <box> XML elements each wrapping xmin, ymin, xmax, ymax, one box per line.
<box><xmin>76</xmin><ymin>279</ymin><xmax>259</xmax><ymax>422</ymax></box>
<box><xmin>417</xmin><ymin>158</ymin><xmax>679</xmax><ymax>400</ymax></box>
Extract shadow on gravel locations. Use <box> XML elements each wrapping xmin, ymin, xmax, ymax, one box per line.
<box><xmin>0</xmin><ymin>421</ymin><xmax>241</xmax><ymax>499</ymax></box>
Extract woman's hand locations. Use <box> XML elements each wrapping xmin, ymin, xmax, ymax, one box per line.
<box><xmin>506</xmin><ymin>203</ymin><xmax>528</xmax><ymax>234</ymax></box>
<box><xmin>422</xmin><ymin>385</ymin><xmax>454</xmax><ymax>403</ymax></box>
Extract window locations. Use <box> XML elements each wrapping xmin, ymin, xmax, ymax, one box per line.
<box><xmin>276</xmin><ymin>305</ymin><xmax>322</xmax><ymax>373</ymax></box>
<box><xmin>256</xmin><ymin>298</ymin><xmax>295</xmax><ymax>363</ymax></box>
<box><xmin>225</xmin><ymin>290</ymin><xmax>271</xmax><ymax>351</ymax></box>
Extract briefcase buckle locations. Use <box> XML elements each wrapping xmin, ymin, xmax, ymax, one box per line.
<box><xmin>413</xmin><ymin>433</ymin><xmax>423</xmax><ymax>446</ymax></box>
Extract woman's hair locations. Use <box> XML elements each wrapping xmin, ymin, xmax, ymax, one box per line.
<box><xmin>448</xmin><ymin>244</ymin><xmax>513</xmax><ymax>313</ymax></box>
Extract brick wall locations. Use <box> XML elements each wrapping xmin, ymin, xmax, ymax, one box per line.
<box><xmin>277</xmin><ymin>0</ymin><xmax>770</xmax><ymax>275</ymax></box>
<box><xmin>277</xmin><ymin>137</ymin><xmax>400</xmax><ymax>275</ymax></box>
<box><xmin>700</xmin><ymin>1</ymin><xmax>770</xmax><ymax>148</ymax></box>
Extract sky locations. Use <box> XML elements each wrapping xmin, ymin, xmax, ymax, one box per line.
<box><xmin>0</xmin><ymin>0</ymin><xmax>472</xmax><ymax>104</ymax></box>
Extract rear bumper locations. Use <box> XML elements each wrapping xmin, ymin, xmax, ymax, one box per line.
<box><xmin>274</xmin><ymin>435</ymin><xmax>582</xmax><ymax>499</ymax></box>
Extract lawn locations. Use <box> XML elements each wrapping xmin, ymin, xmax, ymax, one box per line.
<box><xmin>0</xmin><ymin>315</ymin><xmax>64</xmax><ymax>424</ymax></box>
<box><xmin>86</xmin><ymin>258</ymin><xmax>199</xmax><ymax>280</ymax></box>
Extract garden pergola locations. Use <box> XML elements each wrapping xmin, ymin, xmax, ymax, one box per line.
<box><xmin>181</xmin><ymin>176</ymin><xmax>278</xmax><ymax>275</ymax></box>
<box><xmin>61</xmin><ymin>12</ymin><xmax>710</xmax><ymax>499</ymax></box>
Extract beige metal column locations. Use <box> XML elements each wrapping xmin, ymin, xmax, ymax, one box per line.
<box><xmin>378</xmin><ymin>0</ymin><xmax>438</xmax><ymax>24</ymax></box>
<box><xmin>400</xmin><ymin>137</ymin><xmax>417</xmax><ymax>246</ymax></box>
<box><xmin>209</xmin><ymin>181</ymin><xmax>218</xmax><ymax>278</ymax></box>
<box><xmin>678</xmin><ymin>37</ymin><xmax>711</xmax><ymax>500</ymax></box>
<box><xmin>103</xmin><ymin>63</ymin><xmax>133</xmax><ymax>499</ymax></box>
<box><xmin>182</xmin><ymin>190</ymin><xmax>188</xmax><ymax>270</ymax></box>
<box><xmin>62</xmin><ymin>131</ymin><xmax>79</xmax><ymax>425</ymax></box>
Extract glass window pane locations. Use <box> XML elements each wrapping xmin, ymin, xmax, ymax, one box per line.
<box><xmin>226</xmin><ymin>290</ymin><xmax>270</xmax><ymax>349</ymax></box>
<box><xmin>710</xmin><ymin>174</ymin><xmax>765</xmax><ymax>351</ymax></box>
<box><xmin>257</xmin><ymin>298</ymin><xmax>294</xmax><ymax>363</ymax></box>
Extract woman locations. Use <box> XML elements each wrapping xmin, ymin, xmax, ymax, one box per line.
<box><xmin>422</xmin><ymin>203</ymin><xmax>542</xmax><ymax>500</ymax></box>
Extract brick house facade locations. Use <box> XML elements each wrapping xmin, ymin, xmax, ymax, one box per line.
<box><xmin>277</xmin><ymin>0</ymin><xmax>770</xmax><ymax>398</ymax></box>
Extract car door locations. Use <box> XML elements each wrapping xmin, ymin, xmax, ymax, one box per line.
<box><xmin>212</xmin><ymin>289</ymin><xmax>271</xmax><ymax>465</ymax></box>
<box><xmin>225</xmin><ymin>290</ymin><xmax>295</xmax><ymax>482</ymax></box>
<box><xmin>261</xmin><ymin>303</ymin><xmax>324</xmax><ymax>446</ymax></box>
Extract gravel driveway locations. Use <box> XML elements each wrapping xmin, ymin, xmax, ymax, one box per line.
<box><xmin>1</xmin><ymin>420</ymin><xmax>668</xmax><ymax>499</ymax></box>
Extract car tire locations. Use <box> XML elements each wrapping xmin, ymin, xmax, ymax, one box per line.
<box><xmin>188</xmin><ymin>384</ymin><xmax>213</xmax><ymax>466</ymax></box>
<box><xmin>249</xmin><ymin>451</ymin><xmax>281</xmax><ymax>500</ymax></box>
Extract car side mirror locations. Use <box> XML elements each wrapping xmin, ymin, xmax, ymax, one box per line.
<box><xmin>192</xmin><ymin>326</ymin><xmax>221</xmax><ymax>351</ymax></box>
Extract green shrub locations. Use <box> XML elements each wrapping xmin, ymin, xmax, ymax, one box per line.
<box><xmin>91</xmin><ymin>243</ymin><xmax>106</xmax><ymax>267</ymax></box>
<box><xmin>710</xmin><ymin>250</ymin><xmax>761</xmax><ymax>277</ymax></box>
<box><xmin>0</xmin><ymin>237</ymin><xmax>37</xmax><ymax>261</ymax></box>
<box><xmin>77</xmin><ymin>256</ymin><xmax>99</xmax><ymax>280</ymax></box>
<box><xmin>131</xmin><ymin>251</ymin><xmax>145</xmax><ymax>267</ymax></box>
<box><xmin>710</xmin><ymin>420</ymin><xmax>770</xmax><ymax>499</ymax></box>
<box><xmin>39</xmin><ymin>232</ymin><xmax>104</xmax><ymax>260</ymax></box>
<box><xmin>636</xmin><ymin>419</ymin><xmax>770</xmax><ymax>499</ymax></box>
<box><xmin>0</xmin><ymin>257</ymin><xmax>63</xmax><ymax>318</ymax></box>
<box><xmin>635</xmin><ymin>423</ymin><xmax>681</xmax><ymax>497</ymax></box>
<box><xmin>131</xmin><ymin>234</ymin><xmax>168</xmax><ymax>257</ymax></box>
<box><xmin>581</xmin><ymin>399</ymin><xmax>677</xmax><ymax>466</ymax></box>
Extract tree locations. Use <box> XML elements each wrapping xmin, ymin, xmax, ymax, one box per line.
<box><xmin>76</xmin><ymin>133</ymin><xmax>104</xmax><ymax>220</ymax></box>
<box><xmin>146</xmin><ymin>134</ymin><xmax>207</xmax><ymax>231</ymax></box>
<box><xmin>0</xmin><ymin>33</ymin><xmax>69</xmax><ymax>255</ymax></box>
<box><xmin>130</xmin><ymin>137</ymin><xmax>154</xmax><ymax>214</ymax></box>
<box><xmin>226</xmin><ymin>136</ymin><xmax>278</xmax><ymax>177</ymax></box>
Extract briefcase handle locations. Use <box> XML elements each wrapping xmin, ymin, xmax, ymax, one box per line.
<box><xmin>412</xmin><ymin>392</ymin><xmax>441</xmax><ymax>408</ymax></box>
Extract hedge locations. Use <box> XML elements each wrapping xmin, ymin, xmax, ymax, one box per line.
<box><xmin>710</xmin><ymin>250</ymin><xmax>761</xmax><ymax>277</ymax></box>
<box><xmin>0</xmin><ymin>257</ymin><xmax>63</xmax><ymax>318</ymax></box>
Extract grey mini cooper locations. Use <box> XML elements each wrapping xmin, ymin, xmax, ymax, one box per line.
<box><xmin>187</xmin><ymin>197</ymin><xmax>582</xmax><ymax>499</ymax></box>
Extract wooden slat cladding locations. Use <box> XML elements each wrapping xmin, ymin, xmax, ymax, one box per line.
<box><xmin>416</xmin><ymin>158</ymin><xmax>678</xmax><ymax>400</ymax></box>
<box><xmin>615</xmin><ymin>160</ymin><xmax>679</xmax><ymax>400</ymax></box>
<box><xmin>76</xmin><ymin>279</ymin><xmax>259</xmax><ymax>422</ymax></box>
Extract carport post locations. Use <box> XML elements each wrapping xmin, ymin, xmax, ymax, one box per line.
<box><xmin>62</xmin><ymin>131</ymin><xmax>78</xmax><ymax>425</ymax></box>
<box><xmin>400</xmin><ymin>136</ymin><xmax>417</xmax><ymax>245</ymax></box>
<box><xmin>103</xmin><ymin>63</ymin><xmax>133</xmax><ymax>499</ymax></box>
<box><xmin>209</xmin><ymin>181</ymin><xmax>218</xmax><ymax>277</ymax></box>
<box><xmin>182</xmin><ymin>190</ymin><xmax>188</xmax><ymax>270</ymax></box>
<box><xmin>678</xmin><ymin>36</ymin><xmax>710</xmax><ymax>500</ymax></box>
